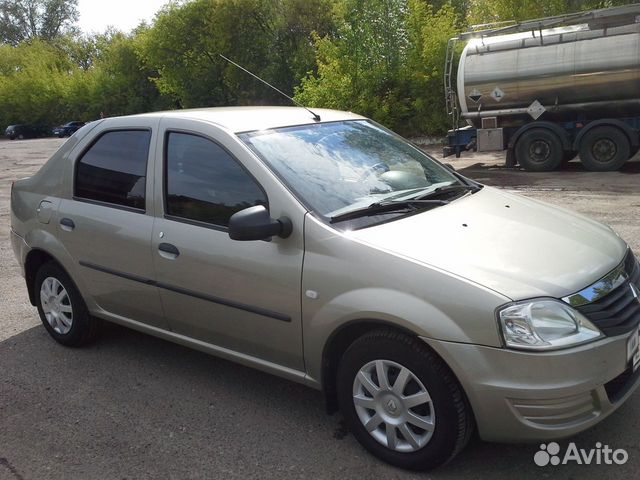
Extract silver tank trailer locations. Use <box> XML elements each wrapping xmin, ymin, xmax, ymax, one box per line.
<box><xmin>457</xmin><ymin>23</ymin><xmax>640</xmax><ymax>127</ymax></box>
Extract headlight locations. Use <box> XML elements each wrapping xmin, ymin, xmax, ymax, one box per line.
<box><xmin>498</xmin><ymin>299</ymin><xmax>603</xmax><ymax>351</ymax></box>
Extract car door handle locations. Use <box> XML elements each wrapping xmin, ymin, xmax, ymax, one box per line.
<box><xmin>158</xmin><ymin>242</ymin><xmax>180</xmax><ymax>259</ymax></box>
<box><xmin>60</xmin><ymin>217</ymin><xmax>75</xmax><ymax>231</ymax></box>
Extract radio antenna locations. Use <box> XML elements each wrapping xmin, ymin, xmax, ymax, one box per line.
<box><xmin>219</xmin><ymin>54</ymin><xmax>321</xmax><ymax>122</ymax></box>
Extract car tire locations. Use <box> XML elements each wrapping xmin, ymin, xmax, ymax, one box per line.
<box><xmin>336</xmin><ymin>330</ymin><xmax>473</xmax><ymax>471</ymax></box>
<box><xmin>35</xmin><ymin>261</ymin><xmax>100</xmax><ymax>347</ymax></box>
<box><xmin>578</xmin><ymin>126</ymin><xmax>630</xmax><ymax>172</ymax></box>
<box><xmin>17</xmin><ymin>133</ymin><xmax>24</xmax><ymax>140</ymax></box>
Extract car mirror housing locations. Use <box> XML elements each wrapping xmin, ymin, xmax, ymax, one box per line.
<box><xmin>228</xmin><ymin>205</ymin><xmax>292</xmax><ymax>241</ymax></box>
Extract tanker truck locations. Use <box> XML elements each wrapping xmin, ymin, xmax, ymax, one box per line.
<box><xmin>443</xmin><ymin>3</ymin><xmax>640</xmax><ymax>171</ymax></box>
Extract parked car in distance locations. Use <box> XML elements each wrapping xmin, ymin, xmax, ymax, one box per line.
<box><xmin>5</xmin><ymin>124</ymin><xmax>49</xmax><ymax>140</ymax></box>
<box><xmin>52</xmin><ymin>121</ymin><xmax>86</xmax><ymax>138</ymax></box>
<box><xmin>9</xmin><ymin>107</ymin><xmax>640</xmax><ymax>471</ymax></box>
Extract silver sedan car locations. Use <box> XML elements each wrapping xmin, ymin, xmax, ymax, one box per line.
<box><xmin>10</xmin><ymin>107</ymin><xmax>640</xmax><ymax>470</ymax></box>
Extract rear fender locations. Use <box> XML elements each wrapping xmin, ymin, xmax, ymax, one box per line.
<box><xmin>23</xmin><ymin>228</ymin><xmax>92</xmax><ymax>307</ymax></box>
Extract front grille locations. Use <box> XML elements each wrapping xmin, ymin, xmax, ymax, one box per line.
<box><xmin>576</xmin><ymin>250</ymin><xmax>640</xmax><ymax>337</ymax></box>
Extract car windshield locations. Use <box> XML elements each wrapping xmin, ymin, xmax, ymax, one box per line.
<box><xmin>239</xmin><ymin>120</ymin><xmax>462</xmax><ymax>220</ymax></box>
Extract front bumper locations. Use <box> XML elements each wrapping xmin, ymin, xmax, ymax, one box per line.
<box><xmin>423</xmin><ymin>333</ymin><xmax>640</xmax><ymax>442</ymax></box>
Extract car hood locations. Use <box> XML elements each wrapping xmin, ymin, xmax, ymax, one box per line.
<box><xmin>348</xmin><ymin>187</ymin><xmax>627</xmax><ymax>300</ymax></box>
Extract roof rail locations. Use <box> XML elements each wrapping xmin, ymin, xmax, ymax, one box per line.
<box><xmin>456</xmin><ymin>3</ymin><xmax>640</xmax><ymax>41</ymax></box>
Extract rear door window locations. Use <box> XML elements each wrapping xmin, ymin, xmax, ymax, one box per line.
<box><xmin>75</xmin><ymin>130</ymin><xmax>151</xmax><ymax>210</ymax></box>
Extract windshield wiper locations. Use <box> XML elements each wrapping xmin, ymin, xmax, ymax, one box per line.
<box><xmin>330</xmin><ymin>199</ymin><xmax>448</xmax><ymax>224</ymax></box>
<box><xmin>412</xmin><ymin>184</ymin><xmax>482</xmax><ymax>201</ymax></box>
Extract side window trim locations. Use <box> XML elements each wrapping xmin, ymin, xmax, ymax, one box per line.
<box><xmin>71</xmin><ymin>196</ymin><xmax>148</xmax><ymax>214</ymax></box>
<box><xmin>73</xmin><ymin>127</ymin><xmax>152</xmax><ymax>213</ymax></box>
<box><xmin>162</xmin><ymin>129</ymin><xmax>269</xmax><ymax>230</ymax></box>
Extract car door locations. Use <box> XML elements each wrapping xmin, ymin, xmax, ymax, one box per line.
<box><xmin>151</xmin><ymin>117</ymin><xmax>306</xmax><ymax>371</ymax></box>
<box><xmin>56</xmin><ymin>117</ymin><xmax>167</xmax><ymax>329</ymax></box>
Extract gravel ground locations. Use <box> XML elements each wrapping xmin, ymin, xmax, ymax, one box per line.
<box><xmin>1</xmin><ymin>137</ymin><xmax>639</xmax><ymax>479</ymax></box>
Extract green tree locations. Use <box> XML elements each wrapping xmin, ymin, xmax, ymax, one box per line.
<box><xmin>295</xmin><ymin>0</ymin><xmax>411</xmax><ymax>129</ymax></box>
<box><xmin>268</xmin><ymin>0</ymin><xmax>336</xmax><ymax>97</ymax></box>
<box><xmin>404</xmin><ymin>1</ymin><xmax>462</xmax><ymax>134</ymax></box>
<box><xmin>467</xmin><ymin>0</ymin><xmax>636</xmax><ymax>25</ymax></box>
<box><xmin>0</xmin><ymin>0</ymin><xmax>78</xmax><ymax>45</ymax></box>
<box><xmin>138</xmin><ymin>0</ymin><xmax>271</xmax><ymax>108</ymax></box>
<box><xmin>3</xmin><ymin>0</ymin><xmax>635</xmax><ymax>137</ymax></box>
<box><xmin>0</xmin><ymin>39</ymin><xmax>81</xmax><ymax>127</ymax></box>
<box><xmin>137</xmin><ymin>0</ymin><xmax>335</xmax><ymax>109</ymax></box>
<box><xmin>91</xmin><ymin>30</ymin><xmax>169</xmax><ymax>117</ymax></box>
<box><xmin>295</xmin><ymin>0</ymin><xmax>461</xmax><ymax>135</ymax></box>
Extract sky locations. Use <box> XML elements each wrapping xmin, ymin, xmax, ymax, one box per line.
<box><xmin>77</xmin><ymin>0</ymin><xmax>171</xmax><ymax>34</ymax></box>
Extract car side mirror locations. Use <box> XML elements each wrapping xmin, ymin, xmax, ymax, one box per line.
<box><xmin>228</xmin><ymin>205</ymin><xmax>292</xmax><ymax>241</ymax></box>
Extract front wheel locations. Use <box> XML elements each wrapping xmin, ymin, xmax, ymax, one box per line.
<box><xmin>337</xmin><ymin>330</ymin><xmax>473</xmax><ymax>471</ymax></box>
<box><xmin>35</xmin><ymin>261</ymin><xmax>100</xmax><ymax>347</ymax></box>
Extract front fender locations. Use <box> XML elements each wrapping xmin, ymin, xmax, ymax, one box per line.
<box><xmin>303</xmin><ymin>283</ymin><xmax>505</xmax><ymax>386</ymax></box>
<box><xmin>310</xmin><ymin>287</ymin><xmax>472</xmax><ymax>342</ymax></box>
<box><xmin>301</xmin><ymin>215</ymin><xmax>509</xmax><ymax>386</ymax></box>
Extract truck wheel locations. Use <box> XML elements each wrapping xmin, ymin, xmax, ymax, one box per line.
<box><xmin>515</xmin><ymin>128</ymin><xmax>563</xmax><ymax>172</ymax></box>
<box><xmin>336</xmin><ymin>330</ymin><xmax>473</xmax><ymax>470</ymax></box>
<box><xmin>578</xmin><ymin>126</ymin><xmax>630</xmax><ymax>171</ymax></box>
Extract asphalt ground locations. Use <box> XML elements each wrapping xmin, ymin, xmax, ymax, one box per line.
<box><xmin>1</xmin><ymin>137</ymin><xmax>639</xmax><ymax>479</ymax></box>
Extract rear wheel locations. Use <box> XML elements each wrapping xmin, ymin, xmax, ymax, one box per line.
<box><xmin>515</xmin><ymin>128</ymin><xmax>563</xmax><ymax>172</ymax></box>
<box><xmin>578</xmin><ymin>126</ymin><xmax>630</xmax><ymax>171</ymax></box>
<box><xmin>337</xmin><ymin>330</ymin><xmax>473</xmax><ymax>471</ymax></box>
<box><xmin>35</xmin><ymin>261</ymin><xmax>100</xmax><ymax>346</ymax></box>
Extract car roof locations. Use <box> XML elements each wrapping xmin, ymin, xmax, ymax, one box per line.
<box><xmin>122</xmin><ymin>106</ymin><xmax>365</xmax><ymax>133</ymax></box>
